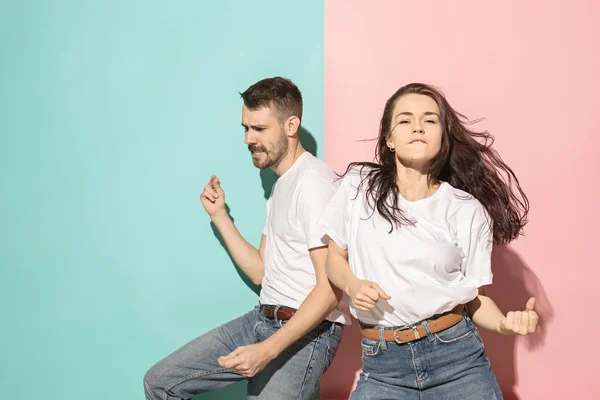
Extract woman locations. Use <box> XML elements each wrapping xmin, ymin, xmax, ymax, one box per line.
<box><xmin>320</xmin><ymin>83</ymin><xmax>537</xmax><ymax>399</ymax></box>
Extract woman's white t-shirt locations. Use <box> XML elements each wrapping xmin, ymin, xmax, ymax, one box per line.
<box><xmin>319</xmin><ymin>167</ymin><xmax>493</xmax><ymax>327</ymax></box>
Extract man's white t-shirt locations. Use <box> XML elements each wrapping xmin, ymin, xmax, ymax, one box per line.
<box><xmin>319</xmin><ymin>167</ymin><xmax>493</xmax><ymax>327</ymax></box>
<box><xmin>259</xmin><ymin>152</ymin><xmax>351</xmax><ymax>325</ymax></box>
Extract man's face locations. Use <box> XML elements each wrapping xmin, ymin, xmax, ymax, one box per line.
<box><xmin>241</xmin><ymin>104</ymin><xmax>288</xmax><ymax>169</ymax></box>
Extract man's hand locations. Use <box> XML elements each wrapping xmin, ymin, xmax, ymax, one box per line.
<box><xmin>348</xmin><ymin>279</ymin><xmax>391</xmax><ymax>312</ymax></box>
<box><xmin>200</xmin><ymin>175</ymin><xmax>227</xmax><ymax>219</ymax></box>
<box><xmin>217</xmin><ymin>343</ymin><xmax>276</xmax><ymax>377</ymax></box>
<box><xmin>498</xmin><ymin>297</ymin><xmax>539</xmax><ymax>336</ymax></box>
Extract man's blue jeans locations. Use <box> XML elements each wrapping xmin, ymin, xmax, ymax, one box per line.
<box><xmin>144</xmin><ymin>306</ymin><xmax>343</xmax><ymax>399</ymax></box>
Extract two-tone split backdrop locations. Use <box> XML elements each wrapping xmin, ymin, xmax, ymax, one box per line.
<box><xmin>2</xmin><ymin>1</ymin><xmax>598</xmax><ymax>399</ymax></box>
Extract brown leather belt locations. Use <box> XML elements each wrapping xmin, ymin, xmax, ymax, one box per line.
<box><xmin>260</xmin><ymin>305</ymin><xmax>296</xmax><ymax>320</ymax></box>
<box><xmin>360</xmin><ymin>305</ymin><xmax>464</xmax><ymax>344</ymax></box>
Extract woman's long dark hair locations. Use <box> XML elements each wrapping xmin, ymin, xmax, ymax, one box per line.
<box><xmin>346</xmin><ymin>83</ymin><xmax>528</xmax><ymax>244</ymax></box>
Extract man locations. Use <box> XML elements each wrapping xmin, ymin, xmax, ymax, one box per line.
<box><xmin>144</xmin><ymin>77</ymin><xmax>349</xmax><ymax>399</ymax></box>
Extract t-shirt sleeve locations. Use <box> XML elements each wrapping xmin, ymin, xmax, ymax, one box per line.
<box><xmin>297</xmin><ymin>173</ymin><xmax>339</xmax><ymax>250</ymax></box>
<box><xmin>262</xmin><ymin>197</ymin><xmax>271</xmax><ymax>236</ymax></box>
<box><xmin>462</xmin><ymin>205</ymin><xmax>494</xmax><ymax>287</ymax></box>
<box><xmin>317</xmin><ymin>173</ymin><xmax>354</xmax><ymax>250</ymax></box>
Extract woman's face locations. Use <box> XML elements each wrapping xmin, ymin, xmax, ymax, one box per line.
<box><xmin>386</xmin><ymin>93</ymin><xmax>443</xmax><ymax>168</ymax></box>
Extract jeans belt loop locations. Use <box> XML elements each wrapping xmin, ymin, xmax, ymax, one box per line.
<box><xmin>412</xmin><ymin>326</ymin><xmax>421</xmax><ymax>340</ymax></box>
<box><xmin>379</xmin><ymin>328</ymin><xmax>388</xmax><ymax>350</ymax></box>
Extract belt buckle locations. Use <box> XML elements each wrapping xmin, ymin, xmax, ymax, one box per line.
<box><xmin>393</xmin><ymin>326</ymin><xmax>421</xmax><ymax>343</ymax></box>
<box><xmin>393</xmin><ymin>329</ymin><xmax>405</xmax><ymax>344</ymax></box>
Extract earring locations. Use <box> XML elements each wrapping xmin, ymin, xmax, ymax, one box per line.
<box><xmin>388</xmin><ymin>146</ymin><xmax>395</xmax><ymax>153</ymax></box>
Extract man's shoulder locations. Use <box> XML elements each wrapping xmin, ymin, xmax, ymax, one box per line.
<box><xmin>300</xmin><ymin>152</ymin><xmax>335</xmax><ymax>173</ymax></box>
<box><xmin>296</xmin><ymin>153</ymin><xmax>338</xmax><ymax>188</ymax></box>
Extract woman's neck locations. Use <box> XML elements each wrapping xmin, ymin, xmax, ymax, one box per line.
<box><xmin>395</xmin><ymin>164</ymin><xmax>440</xmax><ymax>201</ymax></box>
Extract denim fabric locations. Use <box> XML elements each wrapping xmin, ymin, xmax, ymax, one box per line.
<box><xmin>144</xmin><ymin>306</ymin><xmax>343</xmax><ymax>399</ymax></box>
<box><xmin>352</xmin><ymin>314</ymin><xmax>502</xmax><ymax>400</ymax></box>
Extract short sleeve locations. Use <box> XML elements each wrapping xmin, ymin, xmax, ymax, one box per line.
<box><xmin>462</xmin><ymin>206</ymin><xmax>493</xmax><ymax>287</ymax></box>
<box><xmin>296</xmin><ymin>173</ymin><xmax>338</xmax><ymax>250</ymax></box>
<box><xmin>317</xmin><ymin>173</ymin><xmax>354</xmax><ymax>250</ymax></box>
<box><xmin>262</xmin><ymin>197</ymin><xmax>272</xmax><ymax>236</ymax></box>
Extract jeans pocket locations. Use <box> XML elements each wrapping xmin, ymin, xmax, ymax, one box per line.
<box><xmin>361</xmin><ymin>338</ymin><xmax>381</xmax><ymax>357</ymax></box>
<box><xmin>321</xmin><ymin>323</ymin><xmax>344</xmax><ymax>348</ymax></box>
<box><xmin>325</xmin><ymin>345</ymin><xmax>336</xmax><ymax>370</ymax></box>
<box><xmin>252</xmin><ymin>320</ymin><xmax>265</xmax><ymax>343</ymax></box>
<box><xmin>329</xmin><ymin>323</ymin><xmax>344</xmax><ymax>343</ymax></box>
<box><xmin>471</xmin><ymin>325</ymin><xmax>486</xmax><ymax>350</ymax></box>
<box><xmin>434</xmin><ymin>318</ymin><xmax>474</xmax><ymax>344</ymax></box>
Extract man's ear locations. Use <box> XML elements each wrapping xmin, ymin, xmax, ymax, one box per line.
<box><xmin>285</xmin><ymin>116</ymin><xmax>301</xmax><ymax>137</ymax></box>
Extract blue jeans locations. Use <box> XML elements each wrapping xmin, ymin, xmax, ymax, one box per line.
<box><xmin>352</xmin><ymin>314</ymin><xmax>503</xmax><ymax>400</ymax></box>
<box><xmin>144</xmin><ymin>306</ymin><xmax>343</xmax><ymax>400</ymax></box>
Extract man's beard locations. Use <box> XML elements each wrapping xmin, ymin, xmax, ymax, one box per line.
<box><xmin>249</xmin><ymin>132</ymin><xmax>288</xmax><ymax>170</ymax></box>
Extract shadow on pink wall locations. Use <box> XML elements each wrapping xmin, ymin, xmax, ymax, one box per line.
<box><xmin>482</xmin><ymin>245</ymin><xmax>555</xmax><ymax>399</ymax></box>
<box><xmin>319</xmin><ymin>245</ymin><xmax>554</xmax><ymax>400</ymax></box>
<box><xmin>319</xmin><ymin>316</ymin><xmax>361</xmax><ymax>399</ymax></box>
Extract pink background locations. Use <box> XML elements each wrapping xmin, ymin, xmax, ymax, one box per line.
<box><xmin>320</xmin><ymin>1</ymin><xmax>600</xmax><ymax>399</ymax></box>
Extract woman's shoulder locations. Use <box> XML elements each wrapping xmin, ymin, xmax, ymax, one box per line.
<box><xmin>343</xmin><ymin>163</ymin><xmax>377</xmax><ymax>183</ymax></box>
<box><xmin>337</xmin><ymin>164</ymin><xmax>378</xmax><ymax>196</ymax></box>
<box><xmin>443</xmin><ymin>183</ymin><xmax>488</xmax><ymax>221</ymax></box>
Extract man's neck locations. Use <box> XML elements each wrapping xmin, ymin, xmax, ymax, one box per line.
<box><xmin>271</xmin><ymin>144</ymin><xmax>306</xmax><ymax>177</ymax></box>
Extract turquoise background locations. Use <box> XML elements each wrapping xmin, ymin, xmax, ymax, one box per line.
<box><xmin>0</xmin><ymin>1</ymin><xmax>324</xmax><ymax>398</ymax></box>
